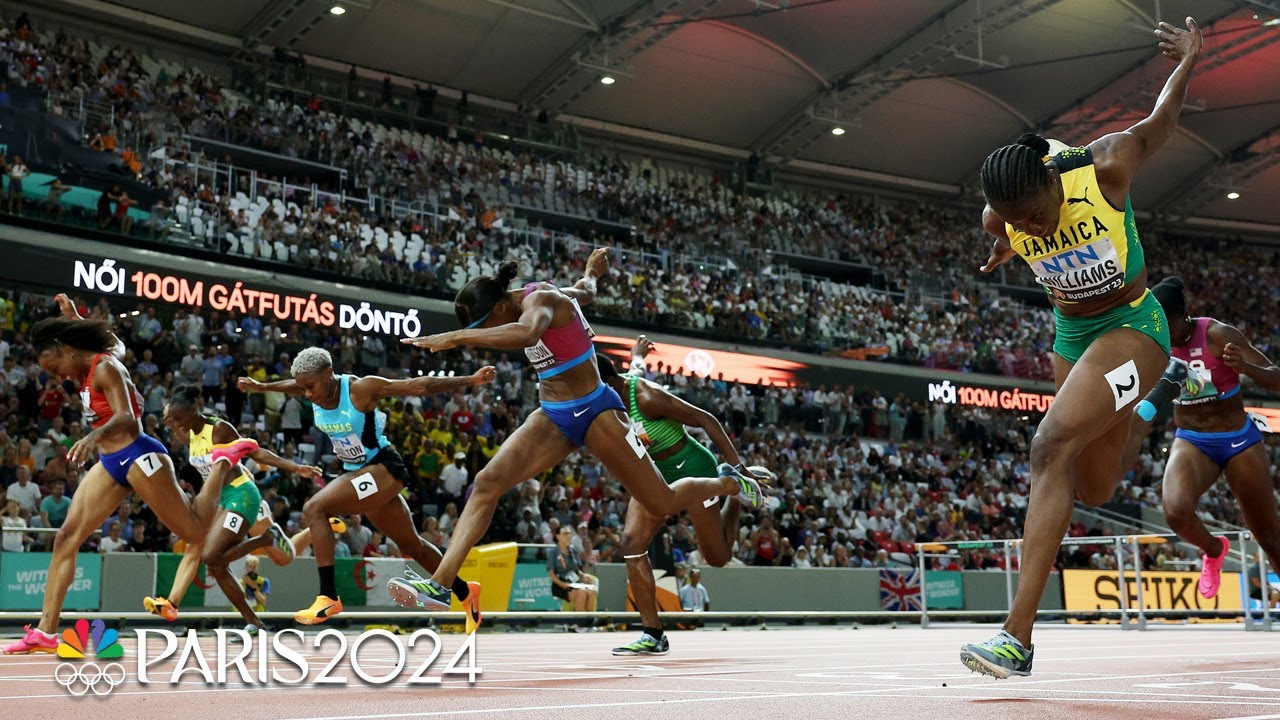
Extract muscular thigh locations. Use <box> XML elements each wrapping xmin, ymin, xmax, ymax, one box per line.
<box><xmin>312</xmin><ymin>463</ymin><xmax>404</xmax><ymax>516</ymax></box>
<box><xmin>1039</xmin><ymin>328</ymin><xmax>1167</xmax><ymax>449</ymax></box>
<box><xmin>1164</xmin><ymin>438</ymin><xmax>1223</xmax><ymax>504</ymax></box>
<box><xmin>64</xmin><ymin>464</ymin><xmax>130</xmax><ymax>539</ymax></box>
<box><xmin>1223</xmin><ymin>444</ymin><xmax>1277</xmax><ymax>525</ymax></box>
<box><xmin>479</xmin><ymin>410</ymin><xmax>574</xmax><ymax>487</ymax></box>
<box><xmin>584</xmin><ymin>411</ymin><xmax>671</xmax><ymax>507</ymax></box>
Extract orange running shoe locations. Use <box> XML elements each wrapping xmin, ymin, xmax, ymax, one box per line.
<box><xmin>295</xmin><ymin>595</ymin><xmax>343</xmax><ymax>625</ymax></box>
<box><xmin>143</xmin><ymin>596</ymin><xmax>179</xmax><ymax>622</ymax></box>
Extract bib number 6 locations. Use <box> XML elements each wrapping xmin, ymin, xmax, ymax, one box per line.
<box><xmin>352</xmin><ymin>472</ymin><xmax>379</xmax><ymax>501</ymax></box>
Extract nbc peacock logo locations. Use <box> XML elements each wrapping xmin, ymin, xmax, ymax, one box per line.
<box><xmin>53</xmin><ymin>619</ymin><xmax>127</xmax><ymax>696</ymax></box>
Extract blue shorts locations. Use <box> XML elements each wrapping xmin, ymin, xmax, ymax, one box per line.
<box><xmin>540</xmin><ymin>384</ymin><xmax>626</xmax><ymax>447</ymax></box>
<box><xmin>97</xmin><ymin>434</ymin><xmax>169</xmax><ymax>487</ymax></box>
<box><xmin>1175</xmin><ymin>419</ymin><xmax>1263</xmax><ymax>468</ymax></box>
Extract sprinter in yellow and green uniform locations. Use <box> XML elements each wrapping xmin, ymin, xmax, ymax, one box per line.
<box><xmin>146</xmin><ymin>385</ymin><xmax>322</xmax><ymax>631</ymax></box>
<box><xmin>961</xmin><ymin>17</ymin><xmax>1206</xmax><ymax>679</ymax></box>
<box><xmin>597</xmin><ymin>339</ymin><xmax>770</xmax><ymax>656</ymax></box>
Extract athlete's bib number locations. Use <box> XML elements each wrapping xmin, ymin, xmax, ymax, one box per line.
<box><xmin>330</xmin><ymin>435</ymin><xmax>368</xmax><ymax>464</ymax></box>
<box><xmin>624</xmin><ymin>427</ymin><xmax>646</xmax><ymax>459</ymax></box>
<box><xmin>352</xmin><ymin>472</ymin><xmax>378</xmax><ymax>501</ymax></box>
<box><xmin>223</xmin><ymin>512</ymin><xmax>244</xmax><ymax>533</ymax></box>
<box><xmin>1248</xmin><ymin>412</ymin><xmax>1272</xmax><ymax>434</ymax></box>
<box><xmin>137</xmin><ymin>452</ymin><xmax>163</xmax><ymax>477</ymax></box>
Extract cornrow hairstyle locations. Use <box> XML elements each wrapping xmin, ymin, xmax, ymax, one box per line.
<box><xmin>30</xmin><ymin>317</ymin><xmax>117</xmax><ymax>355</ymax></box>
<box><xmin>980</xmin><ymin>133</ymin><xmax>1053</xmax><ymax>204</ymax></box>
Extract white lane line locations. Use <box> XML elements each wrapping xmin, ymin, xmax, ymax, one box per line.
<box><xmin>272</xmin><ymin>690</ymin><xmax>1280</xmax><ymax>720</ymax></box>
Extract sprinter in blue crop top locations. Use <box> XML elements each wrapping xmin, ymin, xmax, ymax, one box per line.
<box><xmin>238</xmin><ymin>348</ymin><xmax>495</xmax><ymax>632</ymax></box>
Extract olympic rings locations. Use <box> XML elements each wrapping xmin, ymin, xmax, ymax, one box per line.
<box><xmin>53</xmin><ymin>661</ymin><xmax>127</xmax><ymax>696</ymax></box>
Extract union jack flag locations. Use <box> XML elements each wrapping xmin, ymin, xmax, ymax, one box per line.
<box><xmin>880</xmin><ymin>569</ymin><xmax>922</xmax><ymax>611</ymax></box>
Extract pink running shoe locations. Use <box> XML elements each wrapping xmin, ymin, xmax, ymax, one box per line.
<box><xmin>1198</xmin><ymin>536</ymin><xmax>1231</xmax><ymax>599</ymax></box>
<box><xmin>2</xmin><ymin>625</ymin><xmax>57</xmax><ymax>655</ymax></box>
<box><xmin>211</xmin><ymin>438</ymin><xmax>259</xmax><ymax>468</ymax></box>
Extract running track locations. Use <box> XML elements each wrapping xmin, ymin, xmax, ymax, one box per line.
<box><xmin>3</xmin><ymin>625</ymin><xmax>1279</xmax><ymax>719</ymax></box>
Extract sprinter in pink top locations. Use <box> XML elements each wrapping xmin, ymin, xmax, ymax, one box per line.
<box><xmin>1150</xmin><ymin>276</ymin><xmax>1280</xmax><ymax>601</ymax></box>
<box><xmin>398</xmin><ymin>249</ymin><xmax>762</xmax><ymax>612</ymax></box>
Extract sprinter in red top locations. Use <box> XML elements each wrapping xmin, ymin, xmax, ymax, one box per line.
<box><xmin>1149</xmin><ymin>277</ymin><xmax>1280</xmax><ymax>601</ymax></box>
<box><xmin>3</xmin><ymin>296</ymin><xmax>216</xmax><ymax>655</ymax></box>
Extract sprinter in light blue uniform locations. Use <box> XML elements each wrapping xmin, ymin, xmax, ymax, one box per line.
<box><xmin>313</xmin><ymin>375</ymin><xmax>394</xmax><ymax>470</ymax></box>
<box><xmin>238</xmin><ymin>348</ymin><xmax>495</xmax><ymax>631</ymax></box>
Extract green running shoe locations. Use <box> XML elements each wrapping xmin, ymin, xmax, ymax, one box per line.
<box><xmin>611</xmin><ymin>633</ymin><xmax>670</xmax><ymax>656</ymax></box>
<box><xmin>718</xmin><ymin>463</ymin><xmax>762</xmax><ymax>508</ymax></box>
<box><xmin>387</xmin><ymin>567</ymin><xmax>451</xmax><ymax>610</ymax></box>
<box><xmin>960</xmin><ymin>630</ymin><xmax>1033</xmax><ymax>679</ymax></box>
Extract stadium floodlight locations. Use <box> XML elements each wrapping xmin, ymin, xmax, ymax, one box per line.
<box><xmin>600</xmin><ymin>76</ymin><xmax>616</xmax><ymax>85</ymax></box>
<box><xmin>1227</xmin><ymin>191</ymin><xmax>1241</xmax><ymax>200</ymax></box>
<box><xmin>330</xmin><ymin>5</ymin><xmax>346</xmax><ymax>15</ymax></box>
<box><xmin>830</xmin><ymin>127</ymin><xmax>845</xmax><ymax>136</ymax></box>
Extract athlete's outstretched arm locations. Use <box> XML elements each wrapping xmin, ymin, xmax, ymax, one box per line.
<box><xmin>560</xmin><ymin>248</ymin><xmax>610</xmax><ymax>306</ymax></box>
<box><xmin>1213</xmin><ymin>324</ymin><xmax>1280</xmax><ymax>392</ymax></box>
<box><xmin>237</xmin><ymin>377</ymin><xmax>305</xmax><ymax>396</ymax></box>
<box><xmin>638</xmin><ymin>381</ymin><xmax>764</xmax><ymax>478</ymax></box>
<box><xmin>1092</xmin><ymin>18</ymin><xmax>1201</xmax><ymax>189</ymax></box>
<box><xmin>350</xmin><ymin>368</ymin><xmax>496</xmax><ymax>404</ymax></box>
<box><xmin>403</xmin><ymin>296</ymin><xmax>555</xmax><ymax>352</ymax></box>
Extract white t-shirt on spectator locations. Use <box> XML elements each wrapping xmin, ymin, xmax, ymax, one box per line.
<box><xmin>99</xmin><ymin>536</ymin><xmax>129</xmax><ymax>553</ymax></box>
<box><xmin>1</xmin><ymin>517</ymin><xmax>26</xmax><ymax>552</ymax></box>
<box><xmin>679</xmin><ymin>582</ymin><xmax>710</xmax><ymax>612</ymax></box>
<box><xmin>7</xmin><ymin>481</ymin><xmax>42</xmax><ymax>515</ymax></box>
<box><xmin>440</xmin><ymin>463</ymin><xmax>468</xmax><ymax>497</ymax></box>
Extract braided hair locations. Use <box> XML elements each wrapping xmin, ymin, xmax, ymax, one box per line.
<box><xmin>980</xmin><ymin>133</ymin><xmax>1053</xmax><ymax>204</ymax></box>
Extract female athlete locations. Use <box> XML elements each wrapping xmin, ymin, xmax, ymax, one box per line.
<box><xmin>598</xmin><ymin>346</ymin><xmax>770</xmax><ymax>656</ymax></box>
<box><xmin>397</xmin><ymin>252</ymin><xmax>762</xmax><ymax>610</ymax></box>
<box><xmin>238</xmin><ymin>348</ymin><xmax>493</xmax><ymax>630</ymax></box>
<box><xmin>144</xmin><ymin>385</ymin><xmax>324</xmax><ymax>629</ymax></box>
<box><xmin>4</xmin><ymin>314</ymin><xmax>210</xmax><ymax>654</ymax></box>
<box><xmin>961</xmin><ymin>18</ymin><xmax>1202</xmax><ymax>678</ymax></box>
<box><xmin>1148</xmin><ymin>277</ymin><xmax>1280</xmax><ymax>599</ymax></box>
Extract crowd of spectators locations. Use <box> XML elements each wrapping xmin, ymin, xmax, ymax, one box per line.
<box><xmin>5</xmin><ymin>14</ymin><xmax>1280</xmax><ymax>386</ymax></box>
<box><xmin>2</xmin><ymin>290</ymin><xmax>1253</xmax><ymax>582</ymax></box>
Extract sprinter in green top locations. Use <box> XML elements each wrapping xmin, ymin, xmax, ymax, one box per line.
<box><xmin>598</xmin><ymin>338</ymin><xmax>771</xmax><ymax>656</ymax></box>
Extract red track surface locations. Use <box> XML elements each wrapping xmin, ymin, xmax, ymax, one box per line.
<box><xmin>4</xmin><ymin>625</ymin><xmax>1279</xmax><ymax>719</ymax></box>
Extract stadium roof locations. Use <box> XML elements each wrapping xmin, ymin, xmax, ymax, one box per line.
<box><xmin>34</xmin><ymin>0</ymin><xmax>1280</xmax><ymax>228</ymax></box>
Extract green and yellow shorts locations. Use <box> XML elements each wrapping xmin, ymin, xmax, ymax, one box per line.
<box><xmin>1053</xmin><ymin>288</ymin><xmax>1171</xmax><ymax>364</ymax></box>
<box><xmin>652</xmin><ymin>440</ymin><xmax>719</xmax><ymax>485</ymax></box>
<box><xmin>220</xmin><ymin>474</ymin><xmax>262</xmax><ymax>528</ymax></box>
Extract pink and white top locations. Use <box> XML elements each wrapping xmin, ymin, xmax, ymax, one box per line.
<box><xmin>1171</xmin><ymin>317</ymin><xmax>1240</xmax><ymax>405</ymax></box>
<box><xmin>521</xmin><ymin>282</ymin><xmax>596</xmax><ymax>379</ymax></box>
